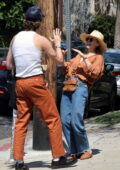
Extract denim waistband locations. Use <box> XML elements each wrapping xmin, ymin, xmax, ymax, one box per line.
<box><xmin>68</xmin><ymin>78</ymin><xmax>86</xmax><ymax>85</ymax></box>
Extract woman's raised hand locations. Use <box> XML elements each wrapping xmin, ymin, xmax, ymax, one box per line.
<box><xmin>50</xmin><ymin>28</ymin><xmax>62</xmax><ymax>46</ymax></box>
<box><xmin>72</xmin><ymin>48</ymin><xmax>86</xmax><ymax>59</ymax></box>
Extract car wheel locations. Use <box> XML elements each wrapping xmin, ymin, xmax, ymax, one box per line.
<box><xmin>101</xmin><ymin>87</ymin><xmax>116</xmax><ymax>113</ymax></box>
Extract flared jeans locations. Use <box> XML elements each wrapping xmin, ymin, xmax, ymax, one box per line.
<box><xmin>61</xmin><ymin>78</ymin><xmax>90</xmax><ymax>155</ymax></box>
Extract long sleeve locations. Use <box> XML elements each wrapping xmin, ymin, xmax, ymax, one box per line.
<box><xmin>62</xmin><ymin>54</ymin><xmax>104</xmax><ymax>86</ymax></box>
<box><xmin>82</xmin><ymin>55</ymin><xmax>104</xmax><ymax>80</ymax></box>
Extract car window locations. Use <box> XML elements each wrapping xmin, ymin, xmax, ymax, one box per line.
<box><xmin>0</xmin><ymin>48</ymin><xmax>8</xmax><ymax>59</ymax></box>
<box><xmin>104</xmin><ymin>52</ymin><xmax>120</xmax><ymax>64</ymax></box>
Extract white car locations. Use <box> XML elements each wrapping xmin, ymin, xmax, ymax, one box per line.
<box><xmin>104</xmin><ymin>48</ymin><xmax>120</xmax><ymax>96</ymax></box>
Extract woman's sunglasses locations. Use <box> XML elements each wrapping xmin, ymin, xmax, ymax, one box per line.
<box><xmin>86</xmin><ymin>37</ymin><xmax>98</xmax><ymax>43</ymax></box>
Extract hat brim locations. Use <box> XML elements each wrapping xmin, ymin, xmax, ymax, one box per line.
<box><xmin>80</xmin><ymin>33</ymin><xmax>107</xmax><ymax>53</ymax></box>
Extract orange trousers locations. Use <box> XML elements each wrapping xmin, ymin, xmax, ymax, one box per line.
<box><xmin>14</xmin><ymin>75</ymin><xmax>65</xmax><ymax>160</ymax></box>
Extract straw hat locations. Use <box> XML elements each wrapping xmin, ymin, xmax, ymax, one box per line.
<box><xmin>80</xmin><ymin>30</ymin><xmax>107</xmax><ymax>53</ymax></box>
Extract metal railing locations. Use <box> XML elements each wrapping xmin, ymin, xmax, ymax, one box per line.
<box><xmin>65</xmin><ymin>0</ymin><xmax>71</xmax><ymax>61</ymax></box>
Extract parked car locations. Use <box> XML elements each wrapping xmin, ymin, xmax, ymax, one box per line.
<box><xmin>88</xmin><ymin>64</ymin><xmax>116</xmax><ymax>113</ymax></box>
<box><xmin>56</xmin><ymin>43</ymin><xmax>117</xmax><ymax>117</ymax></box>
<box><xmin>104</xmin><ymin>48</ymin><xmax>120</xmax><ymax>96</ymax></box>
<box><xmin>0</xmin><ymin>60</ymin><xmax>9</xmax><ymax>103</ymax></box>
<box><xmin>0</xmin><ymin>48</ymin><xmax>13</xmax><ymax>114</ymax></box>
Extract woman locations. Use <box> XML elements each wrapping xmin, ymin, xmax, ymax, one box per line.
<box><xmin>59</xmin><ymin>30</ymin><xmax>107</xmax><ymax>159</ymax></box>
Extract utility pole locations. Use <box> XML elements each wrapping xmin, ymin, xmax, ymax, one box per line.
<box><xmin>37</xmin><ymin>0</ymin><xmax>56</xmax><ymax>98</ymax></box>
<box><xmin>58</xmin><ymin>0</ymin><xmax>63</xmax><ymax>31</ymax></box>
<box><xmin>33</xmin><ymin>0</ymin><xmax>58</xmax><ymax>150</ymax></box>
<box><xmin>65</xmin><ymin>0</ymin><xmax>71</xmax><ymax>61</ymax></box>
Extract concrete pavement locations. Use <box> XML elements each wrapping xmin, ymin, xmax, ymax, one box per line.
<box><xmin>0</xmin><ymin>119</ymin><xmax>120</xmax><ymax>170</ymax></box>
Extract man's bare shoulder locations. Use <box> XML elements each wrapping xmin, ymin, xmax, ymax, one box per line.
<box><xmin>34</xmin><ymin>33</ymin><xmax>49</xmax><ymax>43</ymax></box>
<box><xmin>34</xmin><ymin>33</ymin><xmax>51</xmax><ymax>50</ymax></box>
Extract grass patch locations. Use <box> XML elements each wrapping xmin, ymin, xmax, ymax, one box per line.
<box><xmin>94</xmin><ymin>111</ymin><xmax>120</xmax><ymax>125</ymax></box>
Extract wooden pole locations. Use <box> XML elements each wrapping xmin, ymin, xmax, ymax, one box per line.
<box><xmin>58</xmin><ymin>0</ymin><xmax>63</xmax><ymax>31</ymax></box>
<box><xmin>33</xmin><ymin>0</ymin><xmax>58</xmax><ymax>150</ymax></box>
<box><xmin>36</xmin><ymin>0</ymin><xmax>56</xmax><ymax>98</ymax></box>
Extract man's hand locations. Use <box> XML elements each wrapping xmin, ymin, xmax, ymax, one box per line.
<box><xmin>50</xmin><ymin>28</ymin><xmax>62</xmax><ymax>46</ymax></box>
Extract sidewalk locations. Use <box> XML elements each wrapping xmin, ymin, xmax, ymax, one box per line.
<box><xmin>0</xmin><ymin>120</ymin><xmax>120</xmax><ymax>170</ymax></box>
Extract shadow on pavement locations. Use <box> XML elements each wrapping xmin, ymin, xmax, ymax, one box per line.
<box><xmin>8</xmin><ymin>161</ymin><xmax>51</xmax><ymax>169</ymax></box>
<box><xmin>27</xmin><ymin>161</ymin><xmax>77</xmax><ymax>169</ymax></box>
<box><xmin>92</xmin><ymin>148</ymin><xmax>102</xmax><ymax>155</ymax></box>
<box><xmin>8</xmin><ymin>161</ymin><xmax>78</xmax><ymax>169</ymax></box>
<box><xmin>27</xmin><ymin>161</ymin><xmax>51</xmax><ymax>168</ymax></box>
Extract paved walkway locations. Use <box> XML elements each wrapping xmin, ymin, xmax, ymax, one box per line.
<box><xmin>0</xmin><ymin>119</ymin><xmax>120</xmax><ymax>170</ymax></box>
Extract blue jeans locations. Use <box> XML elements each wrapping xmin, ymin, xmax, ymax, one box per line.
<box><xmin>60</xmin><ymin>78</ymin><xmax>90</xmax><ymax>155</ymax></box>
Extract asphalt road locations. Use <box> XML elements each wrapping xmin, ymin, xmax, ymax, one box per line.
<box><xmin>0</xmin><ymin>115</ymin><xmax>12</xmax><ymax>140</ymax></box>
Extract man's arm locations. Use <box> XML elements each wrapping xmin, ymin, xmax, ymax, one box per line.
<box><xmin>6</xmin><ymin>39</ymin><xmax>15</xmax><ymax>70</ymax></box>
<box><xmin>41</xmin><ymin>37</ymin><xmax>64</xmax><ymax>64</ymax></box>
<box><xmin>35</xmin><ymin>29</ymin><xmax>64</xmax><ymax>65</ymax></box>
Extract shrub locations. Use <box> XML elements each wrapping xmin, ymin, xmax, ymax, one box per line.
<box><xmin>88</xmin><ymin>13</ymin><xmax>116</xmax><ymax>48</ymax></box>
<box><xmin>0</xmin><ymin>0</ymin><xmax>36</xmax><ymax>47</ymax></box>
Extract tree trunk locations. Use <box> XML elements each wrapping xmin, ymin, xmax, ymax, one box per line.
<box><xmin>95</xmin><ymin>0</ymin><xmax>111</xmax><ymax>14</ymax></box>
<box><xmin>114</xmin><ymin>0</ymin><xmax>120</xmax><ymax>49</ymax></box>
<box><xmin>70</xmin><ymin>0</ymin><xmax>91</xmax><ymax>38</ymax></box>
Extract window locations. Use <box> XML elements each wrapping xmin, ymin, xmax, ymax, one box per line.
<box><xmin>104</xmin><ymin>52</ymin><xmax>120</xmax><ymax>64</ymax></box>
